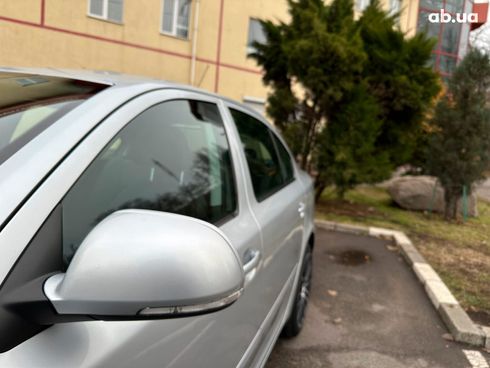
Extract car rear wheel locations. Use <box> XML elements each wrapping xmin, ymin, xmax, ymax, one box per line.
<box><xmin>282</xmin><ymin>245</ymin><xmax>313</xmax><ymax>337</ymax></box>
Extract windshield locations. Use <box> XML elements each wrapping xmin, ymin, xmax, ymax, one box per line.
<box><xmin>0</xmin><ymin>73</ymin><xmax>108</xmax><ymax>165</ymax></box>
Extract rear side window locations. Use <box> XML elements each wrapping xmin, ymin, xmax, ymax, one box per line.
<box><xmin>230</xmin><ymin>108</ymin><xmax>293</xmax><ymax>201</ymax></box>
<box><xmin>0</xmin><ymin>73</ymin><xmax>107</xmax><ymax>165</ymax></box>
<box><xmin>62</xmin><ymin>100</ymin><xmax>237</xmax><ymax>266</ymax></box>
<box><xmin>271</xmin><ymin>133</ymin><xmax>295</xmax><ymax>184</ymax></box>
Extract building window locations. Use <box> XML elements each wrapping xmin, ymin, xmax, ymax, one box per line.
<box><xmin>88</xmin><ymin>0</ymin><xmax>124</xmax><ymax>23</ymax></box>
<box><xmin>419</xmin><ymin>0</ymin><xmax>443</xmax><ymax>10</ymax></box>
<box><xmin>356</xmin><ymin>0</ymin><xmax>371</xmax><ymax>12</ymax></box>
<box><xmin>390</xmin><ymin>0</ymin><xmax>401</xmax><ymax>15</ymax></box>
<box><xmin>445</xmin><ymin>0</ymin><xmax>464</xmax><ymax>13</ymax></box>
<box><xmin>417</xmin><ymin>11</ymin><xmax>441</xmax><ymax>38</ymax></box>
<box><xmin>247</xmin><ymin>18</ymin><xmax>267</xmax><ymax>54</ymax></box>
<box><xmin>162</xmin><ymin>0</ymin><xmax>191</xmax><ymax>39</ymax></box>
<box><xmin>441</xmin><ymin>22</ymin><xmax>461</xmax><ymax>54</ymax></box>
<box><xmin>439</xmin><ymin>55</ymin><xmax>458</xmax><ymax>74</ymax></box>
<box><xmin>417</xmin><ymin>0</ymin><xmax>466</xmax><ymax>77</ymax></box>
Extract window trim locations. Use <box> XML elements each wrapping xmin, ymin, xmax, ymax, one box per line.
<box><xmin>160</xmin><ymin>0</ymin><xmax>191</xmax><ymax>40</ymax></box>
<box><xmin>247</xmin><ymin>18</ymin><xmax>266</xmax><ymax>55</ymax></box>
<box><xmin>87</xmin><ymin>0</ymin><xmax>124</xmax><ymax>24</ymax></box>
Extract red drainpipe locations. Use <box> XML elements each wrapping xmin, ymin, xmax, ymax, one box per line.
<box><xmin>40</xmin><ymin>0</ymin><xmax>45</xmax><ymax>26</ymax></box>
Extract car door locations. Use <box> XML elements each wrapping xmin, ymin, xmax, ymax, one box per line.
<box><xmin>224</xmin><ymin>105</ymin><xmax>306</xmax><ymax>340</ymax></box>
<box><xmin>0</xmin><ymin>90</ymin><xmax>269</xmax><ymax>367</ymax></box>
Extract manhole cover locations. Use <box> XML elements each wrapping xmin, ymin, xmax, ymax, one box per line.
<box><xmin>337</xmin><ymin>250</ymin><xmax>372</xmax><ymax>266</ymax></box>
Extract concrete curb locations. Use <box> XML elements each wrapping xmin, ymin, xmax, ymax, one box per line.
<box><xmin>479</xmin><ymin>325</ymin><xmax>490</xmax><ymax>349</ymax></box>
<box><xmin>316</xmin><ymin>220</ymin><xmax>489</xmax><ymax>347</ymax></box>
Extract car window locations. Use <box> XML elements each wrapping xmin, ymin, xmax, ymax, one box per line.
<box><xmin>230</xmin><ymin>108</ymin><xmax>286</xmax><ymax>202</ymax></box>
<box><xmin>0</xmin><ymin>73</ymin><xmax>107</xmax><ymax>165</ymax></box>
<box><xmin>271</xmin><ymin>133</ymin><xmax>295</xmax><ymax>184</ymax></box>
<box><xmin>62</xmin><ymin>99</ymin><xmax>237</xmax><ymax>266</ymax></box>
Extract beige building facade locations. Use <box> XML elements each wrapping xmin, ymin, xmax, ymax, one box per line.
<box><xmin>0</xmin><ymin>0</ymin><xmax>421</xmax><ymax>109</ymax></box>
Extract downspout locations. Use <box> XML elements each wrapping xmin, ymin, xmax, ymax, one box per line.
<box><xmin>214</xmin><ymin>0</ymin><xmax>225</xmax><ymax>93</ymax></box>
<box><xmin>190</xmin><ymin>0</ymin><xmax>201</xmax><ymax>86</ymax></box>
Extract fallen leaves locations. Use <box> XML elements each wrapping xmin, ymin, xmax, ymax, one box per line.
<box><xmin>327</xmin><ymin>290</ymin><xmax>338</xmax><ymax>297</ymax></box>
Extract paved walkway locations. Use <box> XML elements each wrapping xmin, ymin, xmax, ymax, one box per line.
<box><xmin>266</xmin><ymin>229</ymin><xmax>490</xmax><ymax>368</ymax></box>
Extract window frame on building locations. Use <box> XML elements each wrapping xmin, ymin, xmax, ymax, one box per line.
<box><xmin>389</xmin><ymin>0</ymin><xmax>402</xmax><ymax>16</ymax></box>
<box><xmin>87</xmin><ymin>0</ymin><xmax>124</xmax><ymax>24</ymax></box>
<box><xmin>416</xmin><ymin>0</ymin><xmax>465</xmax><ymax>77</ymax></box>
<box><xmin>356</xmin><ymin>0</ymin><xmax>371</xmax><ymax>12</ymax></box>
<box><xmin>247</xmin><ymin>18</ymin><xmax>267</xmax><ymax>55</ymax></box>
<box><xmin>161</xmin><ymin>0</ymin><xmax>192</xmax><ymax>39</ymax></box>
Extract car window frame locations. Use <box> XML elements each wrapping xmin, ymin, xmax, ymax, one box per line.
<box><xmin>0</xmin><ymin>91</ymin><xmax>242</xmax><ymax>351</ymax></box>
<box><xmin>60</xmin><ymin>98</ymin><xmax>240</xmax><ymax>264</ymax></box>
<box><xmin>0</xmin><ymin>89</ymin><xmax>242</xmax><ymax>291</ymax></box>
<box><xmin>223</xmin><ymin>102</ymin><xmax>297</xmax><ymax>204</ymax></box>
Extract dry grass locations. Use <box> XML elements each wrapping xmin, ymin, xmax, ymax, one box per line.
<box><xmin>316</xmin><ymin>186</ymin><xmax>490</xmax><ymax>324</ymax></box>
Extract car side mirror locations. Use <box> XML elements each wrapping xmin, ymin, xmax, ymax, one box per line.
<box><xmin>11</xmin><ymin>210</ymin><xmax>244</xmax><ymax>323</ymax></box>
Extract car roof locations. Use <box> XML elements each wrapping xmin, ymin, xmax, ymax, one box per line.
<box><xmin>0</xmin><ymin>67</ymin><xmax>267</xmax><ymax>120</ymax></box>
<box><xmin>0</xmin><ymin>66</ymin><xmax>167</xmax><ymax>86</ymax></box>
<box><xmin>0</xmin><ymin>66</ymin><xmax>228</xmax><ymax>100</ymax></box>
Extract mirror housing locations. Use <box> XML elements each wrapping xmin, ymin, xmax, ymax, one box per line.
<box><xmin>42</xmin><ymin>210</ymin><xmax>244</xmax><ymax>320</ymax></box>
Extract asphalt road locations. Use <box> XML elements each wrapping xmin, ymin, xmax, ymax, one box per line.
<box><xmin>266</xmin><ymin>229</ymin><xmax>490</xmax><ymax>368</ymax></box>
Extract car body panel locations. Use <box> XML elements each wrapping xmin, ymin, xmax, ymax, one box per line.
<box><xmin>0</xmin><ymin>70</ymin><xmax>315</xmax><ymax>367</ymax></box>
<box><xmin>0</xmin><ymin>82</ymin><xmax>162</xmax><ymax>233</ymax></box>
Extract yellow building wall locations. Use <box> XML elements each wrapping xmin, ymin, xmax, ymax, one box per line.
<box><xmin>219</xmin><ymin>0</ymin><xmax>289</xmax><ymax>70</ymax></box>
<box><xmin>0</xmin><ymin>0</ymin><xmax>419</xmax><ymax>104</ymax></box>
<box><xmin>0</xmin><ymin>0</ymin><xmax>41</xmax><ymax>24</ymax></box>
<box><xmin>401</xmin><ymin>0</ymin><xmax>420</xmax><ymax>37</ymax></box>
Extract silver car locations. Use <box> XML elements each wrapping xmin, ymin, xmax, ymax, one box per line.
<box><xmin>0</xmin><ymin>68</ymin><xmax>315</xmax><ymax>368</ymax></box>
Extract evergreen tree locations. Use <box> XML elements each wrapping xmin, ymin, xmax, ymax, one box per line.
<box><xmin>250</xmin><ymin>0</ymin><xmax>364</xmax><ymax>171</ymax></box>
<box><xmin>250</xmin><ymin>0</ymin><xmax>440</xmax><ymax>200</ymax></box>
<box><xmin>424</xmin><ymin>49</ymin><xmax>490</xmax><ymax>219</ymax></box>
<box><xmin>357</xmin><ymin>1</ymin><xmax>441</xmax><ymax>167</ymax></box>
<box><xmin>315</xmin><ymin>84</ymin><xmax>391</xmax><ymax>199</ymax></box>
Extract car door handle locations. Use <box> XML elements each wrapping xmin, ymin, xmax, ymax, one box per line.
<box><xmin>298</xmin><ymin>201</ymin><xmax>306</xmax><ymax>218</ymax></box>
<box><xmin>243</xmin><ymin>249</ymin><xmax>261</xmax><ymax>275</ymax></box>
<box><xmin>243</xmin><ymin>249</ymin><xmax>261</xmax><ymax>286</ymax></box>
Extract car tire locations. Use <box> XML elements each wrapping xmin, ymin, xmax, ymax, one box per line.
<box><xmin>282</xmin><ymin>245</ymin><xmax>313</xmax><ymax>338</ymax></box>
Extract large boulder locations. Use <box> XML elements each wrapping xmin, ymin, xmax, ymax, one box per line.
<box><xmin>387</xmin><ymin>175</ymin><xmax>478</xmax><ymax>217</ymax></box>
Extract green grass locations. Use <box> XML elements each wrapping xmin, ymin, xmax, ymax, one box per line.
<box><xmin>316</xmin><ymin>186</ymin><xmax>490</xmax><ymax>316</ymax></box>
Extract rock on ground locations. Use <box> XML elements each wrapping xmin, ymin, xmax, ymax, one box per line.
<box><xmin>386</xmin><ymin>176</ymin><xmax>478</xmax><ymax>217</ymax></box>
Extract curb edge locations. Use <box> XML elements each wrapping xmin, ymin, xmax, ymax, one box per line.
<box><xmin>315</xmin><ymin>220</ymin><xmax>488</xmax><ymax>347</ymax></box>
